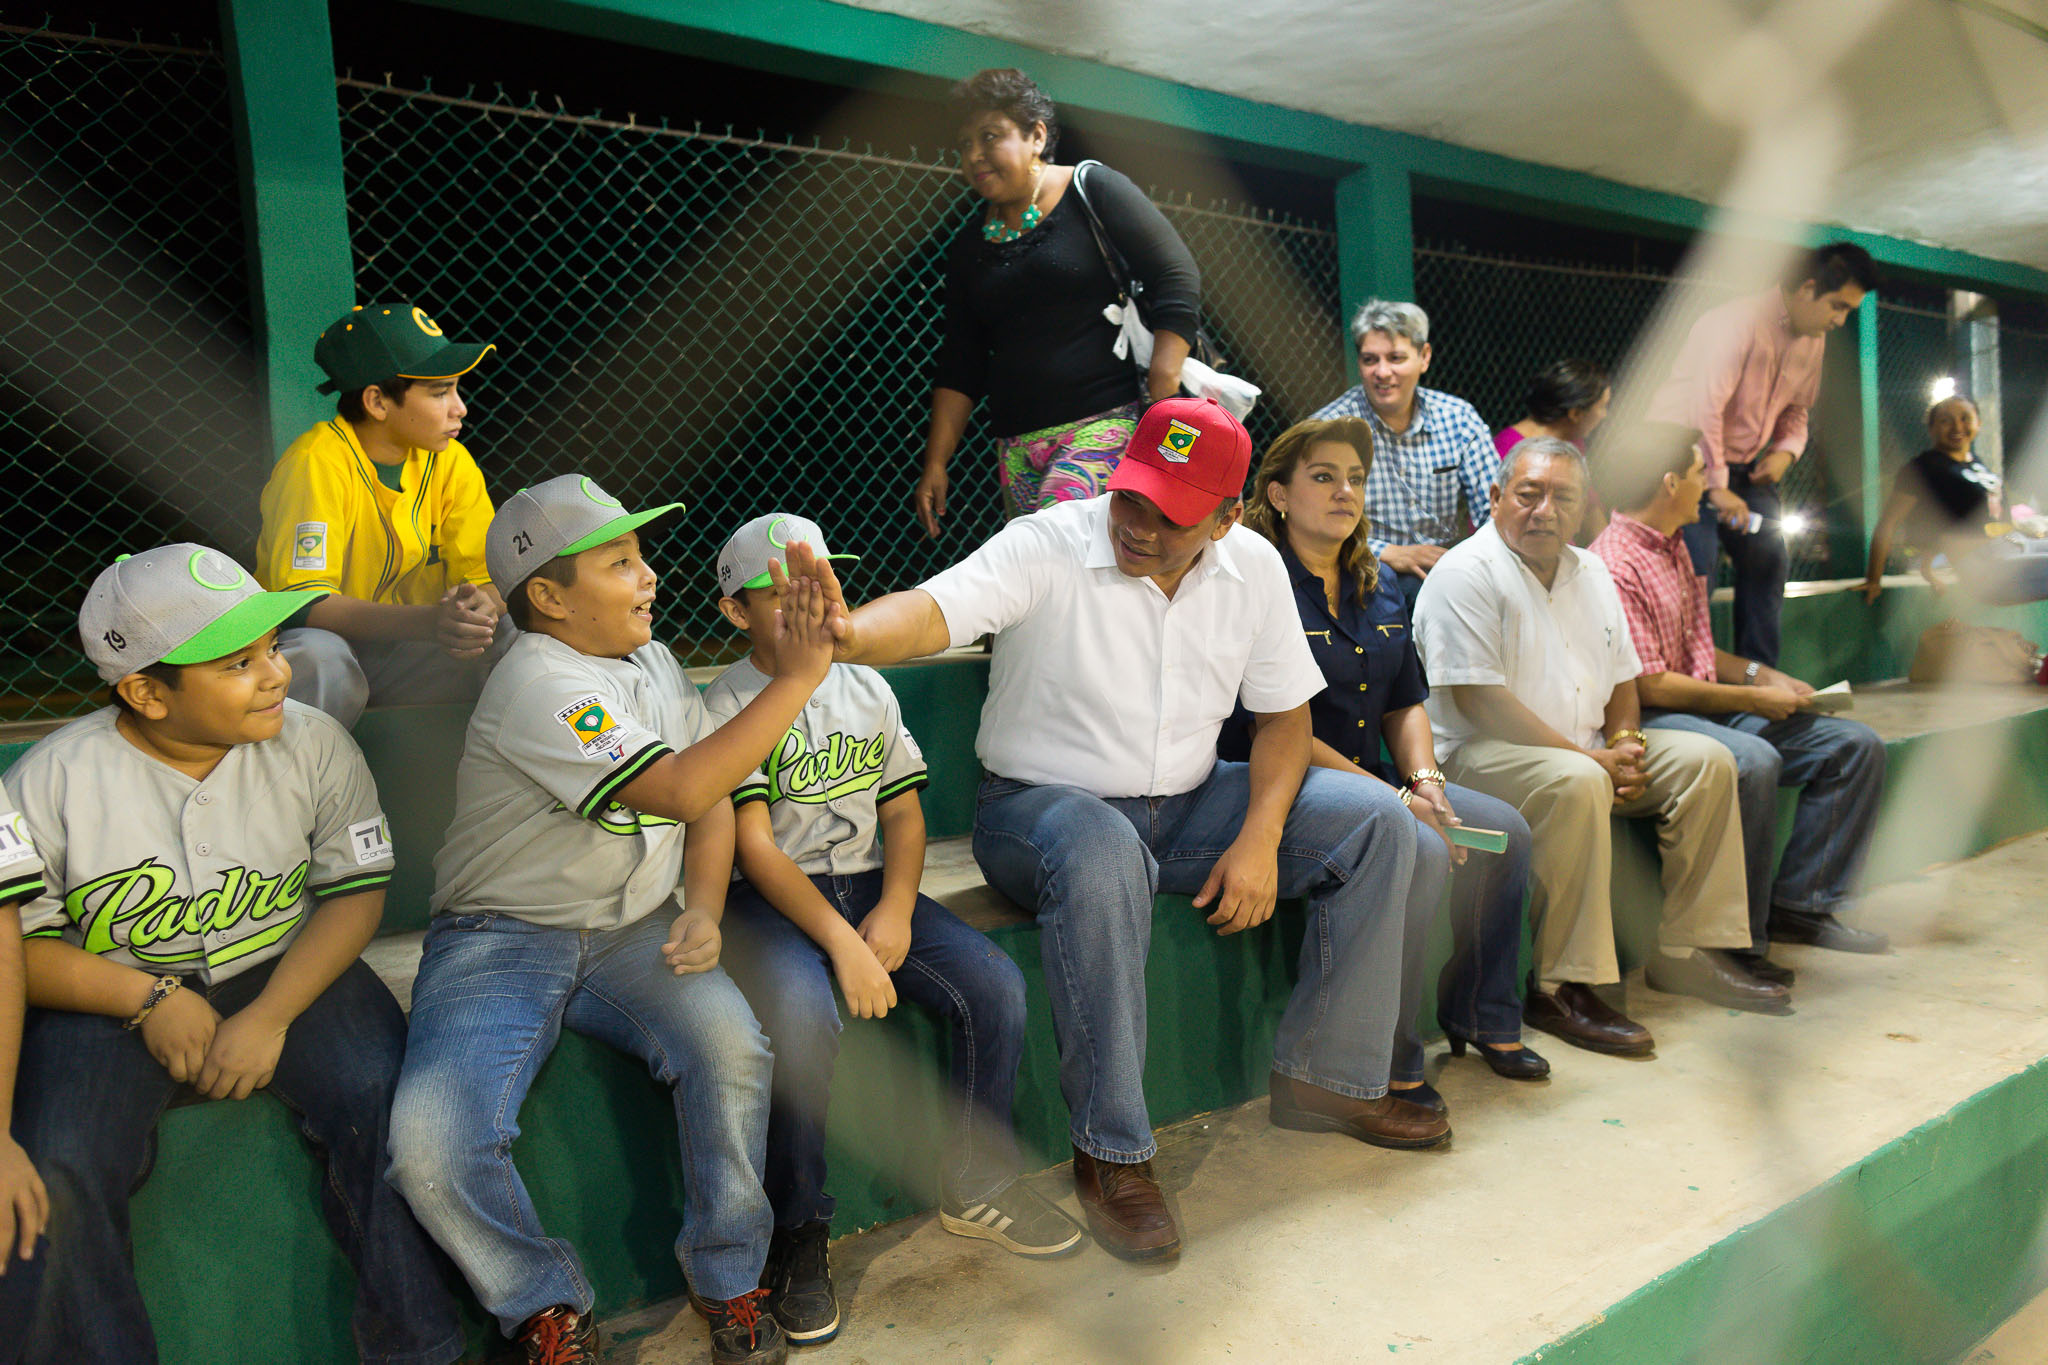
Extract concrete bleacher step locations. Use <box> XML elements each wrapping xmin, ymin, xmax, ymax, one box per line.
<box><xmin>602</xmin><ymin>829</ymin><xmax>2048</xmax><ymax>1365</ymax></box>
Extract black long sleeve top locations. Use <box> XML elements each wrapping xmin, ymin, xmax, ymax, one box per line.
<box><xmin>932</xmin><ymin>163</ymin><xmax>1201</xmax><ymax>438</ymax></box>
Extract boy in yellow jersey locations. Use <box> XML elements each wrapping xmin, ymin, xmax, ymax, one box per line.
<box><xmin>255</xmin><ymin>302</ymin><xmax>504</xmax><ymax>727</ymax></box>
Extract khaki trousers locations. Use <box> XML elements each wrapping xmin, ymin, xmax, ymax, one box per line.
<box><xmin>1444</xmin><ymin>730</ymin><xmax>1750</xmax><ymax>987</ymax></box>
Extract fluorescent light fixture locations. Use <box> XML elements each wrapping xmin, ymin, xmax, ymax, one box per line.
<box><xmin>1780</xmin><ymin>511</ymin><xmax>1811</xmax><ymax>536</ymax></box>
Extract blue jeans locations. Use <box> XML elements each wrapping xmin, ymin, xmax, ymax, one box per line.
<box><xmin>386</xmin><ymin>909</ymin><xmax>773</xmax><ymax>1335</ymax></box>
<box><xmin>8</xmin><ymin>959</ymin><xmax>462</xmax><ymax>1365</ymax></box>
<box><xmin>1683</xmin><ymin>465</ymin><xmax>1789</xmax><ymax>665</ymax></box>
<box><xmin>972</xmin><ymin>763</ymin><xmax>1431</xmax><ymax>1163</ymax></box>
<box><xmin>1400</xmin><ymin>782</ymin><xmax>1535</xmax><ymax>1077</ymax></box>
<box><xmin>719</xmin><ymin>870</ymin><xmax>1028</xmax><ymax>1226</ymax></box>
<box><xmin>1642</xmin><ymin>710</ymin><xmax>1886</xmax><ymax>942</ymax></box>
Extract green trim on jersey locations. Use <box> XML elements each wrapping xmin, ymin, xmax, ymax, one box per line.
<box><xmin>0</xmin><ymin>874</ymin><xmax>45</xmax><ymax>906</ymax></box>
<box><xmin>575</xmin><ymin>741</ymin><xmax>673</xmax><ymax>820</ymax></box>
<box><xmin>733</xmin><ymin>782</ymin><xmax>771</xmax><ymax>808</ymax></box>
<box><xmin>23</xmin><ymin>925</ymin><xmax>63</xmax><ymax>939</ymax></box>
<box><xmin>875</xmin><ymin>772</ymin><xmax>929</xmax><ymax>805</ymax></box>
<box><xmin>310</xmin><ymin>870</ymin><xmax>393</xmax><ymax>901</ymax></box>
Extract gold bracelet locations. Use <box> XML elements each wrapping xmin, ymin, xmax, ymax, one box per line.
<box><xmin>123</xmin><ymin>975</ymin><xmax>182</xmax><ymax>1031</ymax></box>
<box><xmin>1398</xmin><ymin>786</ymin><xmax>1414</xmax><ymax>808</ymax></box>
<box><xmin>1606</xmin><ymin>728</ymin><xmax>1649</xmax><ymax>747</ymax></box>
<box><xmin>1404</xmin><ymin>768</ymin><xmax>1448</xmax><ymax>789</ymax></box>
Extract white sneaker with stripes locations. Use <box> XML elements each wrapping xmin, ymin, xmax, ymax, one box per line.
<box><xmin>938</xmin><ymin>1179</ymin><xmax>1085</xmax><ymax>1258</ymax></box>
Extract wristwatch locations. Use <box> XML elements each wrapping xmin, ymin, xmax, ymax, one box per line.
<box><xmin>1743</xmin><ymin>660</ymin><xmax>1761</xmax><ymax>685</ymax></box>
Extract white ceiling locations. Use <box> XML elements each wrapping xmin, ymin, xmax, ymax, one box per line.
<box><xmin>832</xmin><ymin>0</ymin><xmax>2048</xmax><ymax>274</ymax></box>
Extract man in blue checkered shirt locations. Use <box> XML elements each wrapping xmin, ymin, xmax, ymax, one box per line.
<box><xmin>1311</xmin><ymin>300</ymin><xmax>1499</xmax><ymax>610</ymax></box>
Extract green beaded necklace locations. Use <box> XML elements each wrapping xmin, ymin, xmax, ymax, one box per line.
<box><xmin>983</xmin><ymin>162</ymin><xmax>1047</xmax><ymax>243</ymax></box>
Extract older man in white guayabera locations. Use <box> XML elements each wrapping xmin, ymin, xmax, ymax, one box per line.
<box><xmin>1413</xmin><ymin>437</ymin><xmax>1785</xmax><ymax>1058</ymax></box>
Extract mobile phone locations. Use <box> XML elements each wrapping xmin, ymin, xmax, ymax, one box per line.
<box><xmin>1446</xmin><ymin>826</ymin><xmax>1509</xmax><ymax>854</ymax></box>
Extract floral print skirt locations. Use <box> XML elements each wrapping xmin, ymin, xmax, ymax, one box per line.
<box><xmin>994</xmin><ymin>400</ymin><xmax>1143</xmax><ymax>519</ymax></box>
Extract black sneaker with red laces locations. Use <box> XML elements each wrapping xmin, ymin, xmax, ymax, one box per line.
<box><xmin>698</xmin><ymin>1287</ymin><xmax>790</xmax><ymax>1364</ymax></box>
<box><xmin>514</xmin><ymin>1305</ymin><xmax>599</xmax><ymax>1364</ymax></box>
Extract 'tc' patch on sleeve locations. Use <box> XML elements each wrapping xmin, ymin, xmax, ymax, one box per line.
<box><xmin>348</xmin><ymin>816</ymin><xmax>393</xmax><ymax>866</ymax></box>
<box><xmin>0</xmin><ymin>812</ymin><xmax>37</xmax><ymax>870</ymax></box>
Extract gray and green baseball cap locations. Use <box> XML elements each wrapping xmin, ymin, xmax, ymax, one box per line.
<box><xmin>79</xmin><ymin>544</ymin><xmax>319</xmax><ymax>684</ymax></box>
<box><xmin>488</xmin><ymin>474</ymin><xmax>684</xmax><ymax>596</ymax></box>
<box><xmin>314</xmin><ymin>302</ymin><xmax>496</xmax><ymax>396</ymax></box>
<box><xmin>715</xmin><ymin>512</ymin><xmax>858</xmax><ymax>598</ymax></box>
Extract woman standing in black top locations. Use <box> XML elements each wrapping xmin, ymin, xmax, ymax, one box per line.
<box><xmin>1867</xmin><ymin>397</ymin><xmax>2039</xmax><ymax>605</ymax></box>
<box><xmin>914</xmin><ymin>69</ymin><xmax>1201</xmax><ymax>536</ymax></box>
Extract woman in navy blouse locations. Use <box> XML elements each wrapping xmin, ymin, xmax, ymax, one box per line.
<box><xmin>1220</xmin><ymin>417</ymin><xmax>1547</xmax><ymax>1089</ymax></box>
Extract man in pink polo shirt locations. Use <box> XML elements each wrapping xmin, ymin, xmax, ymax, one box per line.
<box><xmin>1650</xmin><ymin>243</ymin><xmax>1878</xmax><ymax>666</ymax></box>
<box><xmin>1592</xmin><ymin>423</ymin><xmax>1889</xmax><ymax>964</ymax></box>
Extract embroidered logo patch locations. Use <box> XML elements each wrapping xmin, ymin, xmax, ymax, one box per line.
<box><xmin>0</xmin><ymin>811</ymin><xmax>37</xmax><ymax>871</ymax></box>
<box><xmin>555</xmin><ymin>696</ymin><xmax>623</xmax><ymax>758</ymax></box>
<box><xmin>1158</xmin><ymin>419</ymin><xmax>1202</xmax><ymax>464</ymax></box>
<box><xmin>293</xmin><ymin>522</ymin><xmax>327</xmax><ymax>571</ymax></box>
<box><xmin>348</xmin><ymin>816</ymin><xmax>393</xmax><ymax>866</ymax></box>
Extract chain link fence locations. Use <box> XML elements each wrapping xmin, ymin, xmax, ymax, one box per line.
<box><xmin>9</xmin><ymin>23</ymin><xmax>2048</xmax><ymax>717</ymax></box>
<box><xmin>337</xmin><ymin>79</ymin><xmax>1342</xmax><ymax>669</ymax></box>
<box><xmin>1</xmin><ymin>22</ymin><xmax>262</xmax><ymax>720</ymax></box>
<box><xmin>1414</xmin><ymin>242</ymin><xmax>1860</xmax><ymax>581</ymax></box>
<box><xmin>2006</xmin><ymin>321</ymin><xmax>2048</xmax><ymax>506</ymax></box>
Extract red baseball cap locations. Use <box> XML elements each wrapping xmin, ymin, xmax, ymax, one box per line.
<box><xmin>1107</xmin><ymin>396</ymin><xmax>1254</xmax><ymax>526</ymax></box>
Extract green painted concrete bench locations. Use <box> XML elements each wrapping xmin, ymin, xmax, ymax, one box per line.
<box><xmin>6</xmin><ymin>581</ymin><xmax>2048</xmax><ymax>1361</ymax></box>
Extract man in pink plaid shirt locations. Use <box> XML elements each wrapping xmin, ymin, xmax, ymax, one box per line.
<box><xmin>1591</xmin><ymin>424</ymin><xmax>1889</xmax><ymax>965</ymax></box>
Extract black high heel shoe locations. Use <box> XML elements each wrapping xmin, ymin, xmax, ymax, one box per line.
<box><xmin>1444</xmin><ymin>1029</ymin><xmax>1551</xmax><ymax>1080</ymax></box>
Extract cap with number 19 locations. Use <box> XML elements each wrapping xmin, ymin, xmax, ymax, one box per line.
<box><xmin>79</xmin><ymin>544</ymin><xmax>319</xmax><ymax>684</ymax></box>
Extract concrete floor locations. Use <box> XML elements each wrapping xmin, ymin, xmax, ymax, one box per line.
<box><xmin>600</xmin><ymin>827</ymin><xmax>2048</xmax><ymax>1365</ymax></box>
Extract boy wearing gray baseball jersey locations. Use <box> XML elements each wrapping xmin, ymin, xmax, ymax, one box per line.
<box><xmin>706</xmin><ymin>513</ymin><xmax>1080</xmax><ymax>1347</ymax></box>
<box><xmin>4</xmin><ymin>545</ymin><xmax>462</xmax><ymax>1365</ymax></box>
<box><xmin>386</xmin><ymin>477</ymin><xmax>833</xmax><ymax>1365</ymax></box>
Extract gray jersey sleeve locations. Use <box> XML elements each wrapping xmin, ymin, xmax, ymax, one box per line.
<box><xmin>875</xmin><ymin>685</ymin><xmax>929</xmax><ymax>808</ymax></box>
<box><xmin>3</xmin><ymin>762</ymin><xmax>64</xmax><ymax>937</ymax></box>
<box><xmin>498</xmin><ymin>670</ymin><xmax>675</xmax><ymax>821</ymax></box>
<box><xmin>0</xmin><ymin>785</ymin><xmax>48</xmax><ymax>913</ymax></box>
<box><xmin>701</xmin><ymin>667</ymin><xmax>773</xmax><ymax>808</ymax></box>
<box><xmin>303</xmin><ymin>710</ymin><xmax>396</xmax><ymax>900</ymax></box>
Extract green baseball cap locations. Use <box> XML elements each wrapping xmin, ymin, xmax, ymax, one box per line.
<box><xmin>314</xmin><ymin>302</ymin><xmax>496</xmax><ymax>395</ymax></box>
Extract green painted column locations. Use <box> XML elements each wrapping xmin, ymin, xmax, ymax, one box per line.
<box><xmin>219</xmin><ymin>0</ymin><xmax>355</xmax><ymax>458</ymax></box>
<box><xmin>1335</xmin><ymin>163</ymin><xmax>1415</xmax><ymax>316</ymax></box>
<box><xmin>1858</xmin><ymin>297</ymin><xmax>1882</xmax><ymax>556</ymax></box>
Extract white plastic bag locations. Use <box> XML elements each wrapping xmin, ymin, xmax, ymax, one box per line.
<box><xmin>1105</xmin><ymin>301</ymin><xmax>1262</xmax><ymax>420</ymax></box>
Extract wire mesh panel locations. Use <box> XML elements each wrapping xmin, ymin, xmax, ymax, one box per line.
<box><xmin>1413</xmin><ymin>242</ymin><xmax>1872</xmax><ymax>580</ymax></box>
<box><xmin>0</xmin><ymin>23</ymin><xmax>262</xmax><ymax>720</ymax></box>
<box><xmin>337</xmin><ymin>80</ymin><xmax>1341</xmax><ymax>667</ymax></box>
<box><xmin>2005</xmin><ymin>322</ymin><xmax>2048</xmax><ymax>504</ymax></box>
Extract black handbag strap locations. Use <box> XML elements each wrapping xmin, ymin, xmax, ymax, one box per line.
<box><xmin>1069</xmin><ymin>160</ymin><xmax>1134</xmax><ymax>305</ymax></box>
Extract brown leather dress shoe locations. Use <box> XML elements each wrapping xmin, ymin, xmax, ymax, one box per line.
<box><xmin>1266</xmin><ymin>1072</ymin><xmax>1450</xmax><ymax>1149</ymax></box>
<box><xmin>1644</xmin><ymin>949</ymin><xmax>1794</xmax><ymax>1015</ymax></box>
<box><xmin>1524</xmin><ymin>981</ymin><xmax>1656</xmax><ymax>1056</ymax></box>
<box><xmin>1071</xmin><ymin>1148</ymin><xmax>1180</xmax><ymax>1262</ymax></box>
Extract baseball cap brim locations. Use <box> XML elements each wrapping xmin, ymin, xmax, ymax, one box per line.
<box><xmin>397</xmin><ymin>341</ymin><xmax>496</xmax><ymax>382</ymax></box>
<box><xmin>559</xmin><ymin>502</ymin><xmax>687</xmax><ymax>559</ymax></box>
<box><xmin>737</xmin><ymin>552</ymin><xmax>858</xmax><ymax>591</ymax></box>
<box><xmin>316</xmin><ymin>341</ymin><xmax>498</xmax><ymax>394</ymax></box>
<box><xmin>1106</xmin><ymin>460</ymin><xmax>1224</xmax><ymax>528</ymax></box>
<box><xmin>158</xmin><ymin>590</ymin><xmax>324</xmax><ymax>667</ymax></box>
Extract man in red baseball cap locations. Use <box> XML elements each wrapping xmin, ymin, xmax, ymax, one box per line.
<box><xmin>1105</xmin><ymin>395</ymin><xmax>1254</xmax><ymax>529</ymax></box>
<box><xmin>778</xmin><ymin>393</ymin><xmax>1450</xmax><ymax>1263</ymax></box>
